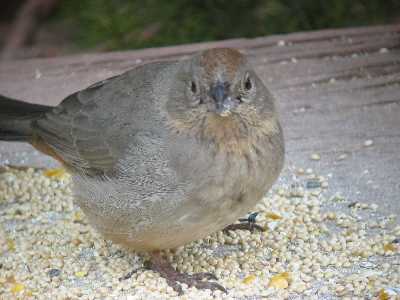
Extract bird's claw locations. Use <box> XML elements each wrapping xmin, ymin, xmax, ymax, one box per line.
<box><xmin>224</xmin><ymin>212</ymin><xmax>265</xmax><ymax>233</ymax></box>
<box><xmin>147</xmin><ymin>253</ymin><xmax>226</xmax><ymax>295</ymax></box>
<box><xmin>190</xmin><ymin>272</ymin><xmax>218</xmax><ymax>281</ymax></box>
<box><xmin>119</xmin><ymin>267</ymin><xmax>145</xmax><ymax>281</ymax></box>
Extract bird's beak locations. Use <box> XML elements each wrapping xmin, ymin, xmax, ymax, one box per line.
<box><xmin>211</xmin><ymin>82</ymin><xmax>235</xmax><ymax>117</ymax></box>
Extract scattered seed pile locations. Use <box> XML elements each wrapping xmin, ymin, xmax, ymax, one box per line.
<box><xmin>0</xmin><ymin>166</ymin><xmax>399</xmax><ymax>299</ymax></box>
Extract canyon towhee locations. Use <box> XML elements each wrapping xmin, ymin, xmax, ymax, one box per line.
<box><xmin>0</xmin><ymin>48</ymin><xmax>284</xmax><ymax>294</ymax></box>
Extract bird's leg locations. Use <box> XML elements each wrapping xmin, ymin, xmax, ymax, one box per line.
<box><xmin>223</xmin><ymin>212</ymin><xmax>265</xmax><ymax>233</ymax></box>
<box><xmin>145</xmin><ymin>251</ymin><xmax>227</xmax><ymax>295</ymax></box>
<box><xmin>119</xmin><ymin>267</ymin><xmax>145</xmax><ymax>281</ymax></box>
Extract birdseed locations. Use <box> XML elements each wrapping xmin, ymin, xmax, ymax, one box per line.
<box><xmin>310</xmin><ymin>153</ymin><xmax>321</xmax><ymax>161</ymax></box>
<box><xmin>0</xmin><ymin>166</ymin><xmax>399</xmax><ymax>299</ymax></box>
<box><xmin>364</xmin><ymin>140</ymin><xmax>374</xmax><ymax>147</ymax></box>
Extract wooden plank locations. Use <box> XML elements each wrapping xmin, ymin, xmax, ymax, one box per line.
<box><xmin>0</xmin><ymin>25</ymin><xmax>399</xmax><ymax>218</ymax></box>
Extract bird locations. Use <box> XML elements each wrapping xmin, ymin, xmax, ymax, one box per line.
<box><xmin>0</xmin><ymin>48</ymin><xmax>284</xmax><ymax>294</ymax></box>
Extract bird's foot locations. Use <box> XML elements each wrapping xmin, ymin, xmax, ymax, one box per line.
<box><xmin>119</xmin><ymin>267</ymin><xmax>145</xmax><ymax>281</ymax></box>
<box><xmin>146</xmin><ymin>252</ymin><xmax>227</xmax><ymax>295</ymax></box>
<box><xmin>223</xmin><ymin>212</ymin><xmax>265</xmax><ymax>233</ymax></box>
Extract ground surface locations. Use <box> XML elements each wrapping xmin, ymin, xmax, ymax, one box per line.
<box><xmin>0</xmin><ymin>167</ymin><xmax>399</xmax><ymax>299</ymax></box>
<box><xmin>0</xmin><ymin>25</ymin><xmax>400</xmax><ymax>299</ymax></box>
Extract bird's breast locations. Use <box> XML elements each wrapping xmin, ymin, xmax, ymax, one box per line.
<box><xmin>169</xmin><ymin>114</ymin><xmax>284</xmax><ymax>203</ymax></box>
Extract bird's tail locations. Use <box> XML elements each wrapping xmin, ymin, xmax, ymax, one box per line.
<box><xmin>0</xmin><ymin>94</ymin><xmax>52</xmax><ymax>141</ymax></box>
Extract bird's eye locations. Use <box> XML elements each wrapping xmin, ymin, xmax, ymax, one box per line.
<box><xmin>244</xmin><ymin>73</ymin><xmax>252</xmax><ymax>91</ymax></box>
<box><xmin>191</xmin><ymin>81</ymin><xmax>197</xmax><ymax>93</ymax></box>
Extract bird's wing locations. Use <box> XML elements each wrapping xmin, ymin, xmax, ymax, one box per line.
<box><xmin>32</xmin><ymin>61</ymin><xmax>174</xmax><ymax>175</ymax></box>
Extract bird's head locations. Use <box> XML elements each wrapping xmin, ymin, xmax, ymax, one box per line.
<box><xmin>167</xmin><ymin>48</ymin><xmax>280</xmax><ymax>144</ymax></box>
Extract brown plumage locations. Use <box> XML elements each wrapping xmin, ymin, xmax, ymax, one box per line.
<box><xmin>0</xmin><ymin>48</ymin><xmax>284</xmax><ymax>294</ymax></box>
<box><xmin>200</xmin><ymin>48</ymin><xmax>245</xmax><ymax>82</ymax></box>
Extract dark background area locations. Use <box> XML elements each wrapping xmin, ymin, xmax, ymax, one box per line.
<box><xmin>0</xmin><ymin>0</ymin><xmax>399</xmax><ymax>60</ymax></box>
